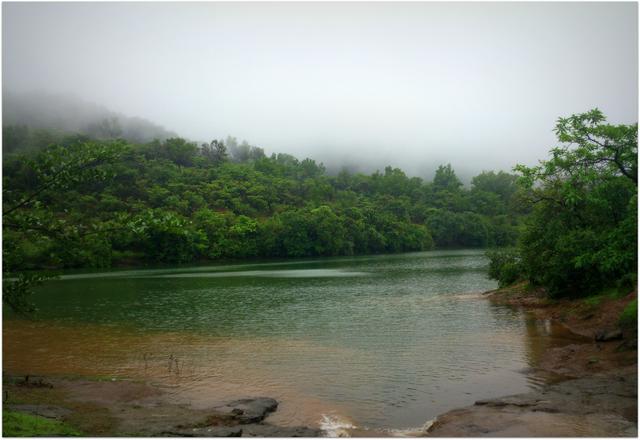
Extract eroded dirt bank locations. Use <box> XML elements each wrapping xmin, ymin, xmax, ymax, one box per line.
<box><xmin>425</xmin><ymin>285</ymin><xmax>638</xmax><ymax>437</ymax></box>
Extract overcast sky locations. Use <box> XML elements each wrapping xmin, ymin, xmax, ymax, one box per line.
<box><xmin>3</xmin><ymin>2</ymin><xmax>638</xmax><ymax>178</ymax></box>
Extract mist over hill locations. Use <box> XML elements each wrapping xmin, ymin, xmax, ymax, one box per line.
<box><xmin>3</xmin><ymin>91</ymin><xmax>177</xmax><ymax>144</ymax></box>
<box><xmin>2</xmin><ymin>91</ymin><xmax>480</xmax><ymax>182</ymax></box>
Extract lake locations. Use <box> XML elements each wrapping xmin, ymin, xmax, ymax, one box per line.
<box><xmin>3</xmin><ymin>249</ymin><xmax>572</xmax><ymax>433</ymax></box>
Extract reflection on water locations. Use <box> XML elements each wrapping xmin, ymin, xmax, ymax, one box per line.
<box><xmin>152</xmin><ymin>269</ymin><xmax>370</xmax><ymax>278</ymax></box>
<box><xmin>2</xmin><ymin>250</ymin><xmax>579</xmax><ymax>431</ymax></box>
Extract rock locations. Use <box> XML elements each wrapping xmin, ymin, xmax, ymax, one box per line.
<box><xmin>165</xmin><ymin>397</ymin><xmax>319</xmax><ymax>437</ymax></box>
<box><xmin>15</xmin><ymin>376</ymin><xmax>53</xmax><ymax>388</ymax></box>
<box><xmin>162</xmin><ymin>427</ymin><xmax>243</xmax><ymax>437</ymax></box>
<box><xmin>164</xmin><ymin>423</ymin><xmax>321</xmax><ymax>437</ymax></box>
<box><xmin>474</xmin><ymin>397</ymin><xmax>545</xmax><ymax>408</ymax></box>
<box><xmin>241</xmin><ymin>424</ymin><xmax>322</xmax><ymax>437</ymax></box>
<box><xmin>595</xmin><ymin>329</ymin><xmax>623</xmax><ymax>341</ymax></box>
<box><xmin>429</xmin><ymin>373</ymin><xmax>638</xmax><ymax>437</ymax></box>
<box><xmin>213</xmin><ymin>398</ymin><xmax>278</xmax><ymax>424</ymax></box>
<box><xmin>6</xmin><ymin>404</ymin><xmax>72</xmax><ymax>419</ymax></box>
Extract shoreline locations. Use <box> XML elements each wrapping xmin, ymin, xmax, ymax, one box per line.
<box><xmin>423</xmin><ymin>284</ymin><xmax>638</xmax><ymax>437</ymax></box>
<box><xmin>3</xmin><ymin>285</ymin><xmax>637</xmax><ymax>437</ymax></box>
<box><xmin>3</xmin><ymin>375</ymin><xmax>324</xmax><ymax>437</ymax></box>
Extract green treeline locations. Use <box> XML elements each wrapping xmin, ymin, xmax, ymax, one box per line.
<box><xmin>488</xmin><ymin>109</ymin><xmax>637</xmax><ymax>298</ymax></box>
<box><xmin>3</xmin><ymin>128</ymin><xmax>523</xmax><ymax>272</ymax></box>
<box><xmin>5</xmin><ymin>108</ymin><xmax>635</xmax><ymax>305</ymax></box>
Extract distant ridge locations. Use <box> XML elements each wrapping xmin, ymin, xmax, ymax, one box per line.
<box><xmin>3</xmin><ymin>91</ymin><xmax>177</xmax><ymax>143</ymax></box>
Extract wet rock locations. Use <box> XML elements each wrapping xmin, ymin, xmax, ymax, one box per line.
<box><xmin>164</xmin><ymin>398</ymin><xmax>319</xmax><ymax>438</ymax></box>
<box><xmin>241</xmin><ymin>424</ymin><xmax>322</xmax><ymax>437</ymax></box>
<box><xmin>475</xmin><ymin>399</ymin><xmax>508</xmax><ymax>407</ymax></box>
<box><xmin>475</xmin><ymin>397</ymin><xmax>549</xmax><ymax>409</ymax></box>
<box><xmin>162</xmin><ymin>427</ymin><xmax>243</xmax><ymax>437</ymax></box>
<box><xmin>6</xmin><ymin>404</ymin><xmax>72</xmax><ymax>419</ymax></box>
<box><xmin>595</xmin><ymin>329</ymin><xmax>623</xmax><ymax>342</ymax></box>
<box><xmin>163</xmin><ymin>423</ymin><xmax>321</xmax><ymax>437</ymax></box>
<box><xmin>213</xmin><ymin>398</ymin><xmax>278</xmax><ymax>424</ymax></box>
<box><xmin>429</xmin><ymin>373</ymin><xmax>638</xmax><ymax>437</ymax></box>
<box><xmin>15</xmin><ymin>376</ymin><xmax>53</xmax><ymax>388</ymax></box>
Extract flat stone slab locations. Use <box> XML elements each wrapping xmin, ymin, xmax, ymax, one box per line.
<box><xmin>161</xmin><ymin>424</ymin><xmax>321</xmax><ymax>437</ymax></box>
<box><xmin>427</xmin><ymin>373</ymin><xmax>638</xmax><ymax>437</ymax></box>
<box><xmin>162</xmin><ymin>426</ymin><xmax>243</xmax><ymax>437</ymax></box>
<box><xmin>241</xmin><ymin>423</ymin><xmax>322</xmax><ymax>437</ymax></box>
<box><xmin>213</xmin><ymin>398</ymin><xmax>279</xmax><ymax>424</ymax></box>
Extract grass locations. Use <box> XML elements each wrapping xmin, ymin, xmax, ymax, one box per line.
<box><xmin>582</xmin><ymin>287</ymin><xmax>627</xmax><ymax>308</ymax></box>
<box><xmin>3</xmin><ymin>380</ymin><xmax>117</xmax><ymax>436</ymax></box>
<box><xmin>3</xmin><ymin>410</ymin><xmax>82</xmax><ymax>437</ymax></box>
<box><xmin>619</xmin><ymin>298</ymin><xmax>637</xmax><ymax>329</ymax></box>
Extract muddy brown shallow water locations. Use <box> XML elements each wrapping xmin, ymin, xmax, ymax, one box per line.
<box><xmin>3</xmin><ymin>307</ymin><xmax>590</xmax><ymax>433</ymax></box>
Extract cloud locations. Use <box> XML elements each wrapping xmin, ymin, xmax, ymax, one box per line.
<box><xmin>3</xmin><ymin>2</ymin><xmax>637</xmax><ymax>179</ymax></box>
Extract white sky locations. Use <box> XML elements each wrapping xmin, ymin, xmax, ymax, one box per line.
<box><xmin>3</xmin><ymin>2</ymin><xmax>638</xmax><ymax>177</ymax></box>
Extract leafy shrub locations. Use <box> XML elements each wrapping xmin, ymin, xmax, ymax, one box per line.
<box><xmin>487</xmin><ymin>248</ymin><xmax>523</xmax><ymax>287</ymax></box>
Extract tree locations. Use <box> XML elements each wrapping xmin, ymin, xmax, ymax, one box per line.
<box><xmin>163</xmin><ymin>137</ymin><xmax>198</xmax><ymax>166</ymax></box>
<box><xmin>491</xmin><ymin>109</ymin><xmax>637</xmax><ymax>297</ymax></box>
<box><xmin>3</xmin><ymin>125</ymin><xmax>30</xmax><ymax>154</ymax></box>
<box><xmin>132</xmin><ymin>209</ymin><xmax>207</xmax><ymax>263</ymax></box>
<box><xmin>433</xmin><ymin>164</ymin><xmax>462</xmax><ymax>192</ymax></box>
<box><xmin>471</xmin><ymin>171</ymin><xmax>518</xmax><ymax>203</ymax></box>
<box><xmin>4</xmin><ymin>123</ymin><xmax>533</xmax><ymax>286</ymax></box>
<box><xmin>201</xmin><ymin>139</ymin><xmax>228</xmax><ymax>164</ymax></box>
<box><xmin>3</xmin><ymin>139</ymin><xmax>127</xmax><ymax>315</ymax></box>
<box><xmin>87</xmin><ymin>116</ymin><xmax>123</xmax><ymax>139</ymax></box>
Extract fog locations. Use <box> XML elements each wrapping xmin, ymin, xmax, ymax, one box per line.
<box><xmin>3</xmin><ymin>2</ymin><xmax>638</xmax><ymax>179</ymax></box>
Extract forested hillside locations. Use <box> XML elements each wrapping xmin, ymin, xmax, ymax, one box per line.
<box><xmin>3</xmin><ymin>127</ymin><xmax>523</xmax><ymax>272</ymax></box>
<box><xmin>3</xmin><ymin>92</ymin><xmax>176</xmax><ymax>151</ymax></box>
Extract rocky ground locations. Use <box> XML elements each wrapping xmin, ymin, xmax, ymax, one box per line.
<box><xmin>3</xmin><ymin>376</ymin><xmax>321</xmax><ymax>437</ymax></box>
<box><xmin>425</xmin><ymin>372</ymin><xmax>636</xmax><ymax>437</ymax></box>
<box><xmin>425</xmin><ymin>285</ymin><xmax>638</xmax><ymax>437</ymax></box>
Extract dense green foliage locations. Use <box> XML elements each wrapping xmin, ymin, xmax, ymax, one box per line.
<box><xmin>3</xmin><ymin>130</ymin><xmax>522</xmax><ymax>276</ymax></box>
<box><xmin>486</xmin><ymin>248</ymin><xmax>522</xmax><ymax>288</ymax></box>
<box><xmin>7</xmin><ymin>108</ymin><xmax>634</xmax><ymax>308</ymax></box>
<box><xmin>489</xmin><ymin>109</ymin><xmax>637</xmax><ymax>298</ymax></box>
<box><xmin>3</xmin><ymin>410</ymin><xmax>81</xmax><ymax>437</ymax></box>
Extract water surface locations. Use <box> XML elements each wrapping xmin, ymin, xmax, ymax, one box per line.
<box><xmin>3</xmin><ymin>250</ymin><xmax>579</xmax><ymax>431</ymax></box>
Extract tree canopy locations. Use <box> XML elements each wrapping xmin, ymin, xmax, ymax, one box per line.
<box><xmin>490</xmin><ymin>109</ymin><xmax>637</xmax><ymax>297</ymax></box>
<box><xmin>2</xmin><ymin>129</ymin><xmax>523</xmax><ymax>278</ymax></box>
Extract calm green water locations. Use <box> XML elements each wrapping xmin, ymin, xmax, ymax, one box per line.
<box><xmin>4</xmin><ymin>250</ymin><xmax>571</xmax><ymax>432</ymax></box>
